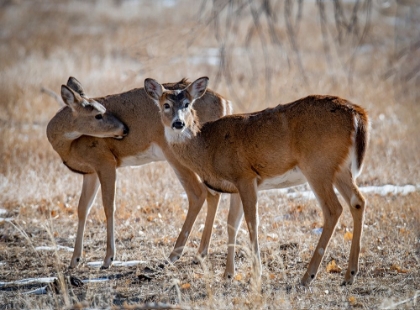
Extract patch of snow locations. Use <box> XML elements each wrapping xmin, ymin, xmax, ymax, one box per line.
<box><xmin>312</xmin><ymin>228</ymin><xmax>323</xmax><ymax>235</ymax></box>
<box><xmin>24</xmin><ymin>286</ymin><xmax>48</xmax><ymax>295</ymax></box>
<box><xmin>83</xmin><ymin>278</ymin><xmax>111</xmax><ymax>283</ymax></box>
<box><xmin>269</xmin><ymin>184</ymin><xmax>419</xmax><ymax>200</ymax></box>
<box><xmin>35</xmin><ymin>245</ymin><xmax>74</xmax><ymax>252</ymax></box>
<box><xmin>0</xmin><ymin>262</ymin><xmax>6</xmax><ymax>267</ymax></box>
<box><xmin>0</xmin><ymin>209</ymin><xmax>7</xmax><ymax>215</ymax></box>
<box><xmin>86</xmin><ymin>260</ymin><xmax>146</xmax><ymax>268</ymax></box>
<box><xmin>361</xmin><ymin>184</ymin><xmax>417</xmax><ymax>196</ymax></box>
<box><xmin>0</xmin><ymin>218</ymin><xmax>14</xmax><ymax>223</ymax></box>
<box><xmin>0</xmin><ymin>277</ymin><xmax>56</xmax><ymax>287</ymax></box>
<box><xmin>86</xmin><ymin>261</ymin><xmax>103</xmax><ymax>268</ymax></box>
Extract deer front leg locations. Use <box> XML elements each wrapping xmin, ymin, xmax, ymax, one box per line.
<box><xmin>97</xmin><ymin>167</ymin><xmax>117</xmax><ymax>269</ymax></box>
<box><xmin>167</xmin><ymin>161</ymin><xmax>207</xmax><ymax>263</ymax></box>
<box><xmin>70</xmin><ymin>173</ymin><xmax>100</xmax><ymax>269</ymax></box>
<box><xmin>194</xmin><ymin>190</ymin><xmax>221</xmax><ymax>263</ymax></box>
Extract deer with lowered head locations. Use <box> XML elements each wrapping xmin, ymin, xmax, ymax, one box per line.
<box><xmin>46</xmin><ymin>77</ymin><xmax>239</xmax><ymax>269</ymax></box>
<box><xmin>144</xmin><ymin>76</ymin><xmax>369</xmax><ymax>286</ymax></box>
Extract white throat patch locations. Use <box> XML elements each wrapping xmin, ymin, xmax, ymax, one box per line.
<box><xmin>64</xmin><ymin>131</ymin><xmax>82</xmax><ymax>139</ymax></box>
<box><xmin>164</xmin><ymin>126</ymin><xmax>192</xmax><ymax>144</ymax></box>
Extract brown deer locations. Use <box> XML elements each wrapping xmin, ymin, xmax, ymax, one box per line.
<box><xmin>144</xmin><ymin>76</ymin><xmax>369</xmax><ymax>286</ymax></box>
<box><xmin>47</xmin><ymin>77</ymin><xmax>238</xmax><ymax>269</ymax></box>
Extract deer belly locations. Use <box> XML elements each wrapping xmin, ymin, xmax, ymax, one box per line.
<box><xmin>258</xmin><ymin>167</ymin><xmax>307</xmax><ymax>190</ymax></box>
<box><xmin>120</xmin><ymin>144</ymin><xmax>165</xmax><ymax>167</ymax></box>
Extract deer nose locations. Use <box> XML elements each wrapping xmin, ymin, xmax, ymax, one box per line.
<box><xmin>172</xmin><ymin>120</ymin><xmax>185</xmax><ymax>130</ymax></box>
<box><xmin>123</xmin><ymin>126</ymin><xmax>129</xmax><ymax>136</ymax></box>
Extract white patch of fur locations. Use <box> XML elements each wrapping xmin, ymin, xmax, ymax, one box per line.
<box><xmin>226</xmin><ymin>99</ymin><xmax>233</xmax><ymax>115</ymax></box>
<box><xmin>350</xmin><ymin>195</ymin><xmax>362</xmax><ymax>210</ymax></box>
<box><xmin>337</xmin><ymin>114</ymin><xmax>360</xmax><ymax>179</ymax></box>
<box><xmin>206</xmin><ymin>187</ymin><xmax>218</xmax><ymax>196</ymax></box>
<box><xmin>89</xmin><ymin>100</ymin><xmax>106</xmax><ymax>114</ymax></box>
<box><xmin>351</xmin><ymin>115</ymin><xmax>360</xmax><ymax>177</ymax></box>
<box><xmin>258</xmin><ymin>167</ymin><xmax>307</xmax><ymax>190</ymax></box>
<box><xmin>164</xmin><ymin>126</ymin><xmax>192</xmax><ymax>144</ymax></box>
<box><xmin>64</xmin><ymin>131</ymin><xmax>81</xmax><ymax>139</ymax></box>
<box><xmin>120</xmin><ymin>143</ymin><xmax>165</xmax><ymax>167</ymax></box>
<box><xmin>220</xmin><ymin>98</ymin><xmax>227</xmax><ymax>116</ymax></box>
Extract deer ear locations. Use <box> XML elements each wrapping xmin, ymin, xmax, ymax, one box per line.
<box><xmin>61</xmin><ymin>85</ymin><xmax>78</xmax><ymax>108</ymax></box>
<box><xmin>187</xmin><ymin>77</ymin><xmax>209</xmax><ymax>100</ymax></box>
<box><xmin>144</xmin><ymin>78</ymin><xmax>163</xmax><ymax>101</ymax></box>
<box><xmin>67</xmin><ymin>76</ymin><xmax>85</xmax><ymax>97</ymax></box>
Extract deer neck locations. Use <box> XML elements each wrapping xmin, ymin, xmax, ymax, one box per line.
<box><xmin>46</xmin><ymin>109</ymin><xmax>82</xmax><ymax>160</ymax></box>
<box><xmin>164</xmin><ymin>121</ymin><xmax>205</xmax><ymax>170</ymax></box>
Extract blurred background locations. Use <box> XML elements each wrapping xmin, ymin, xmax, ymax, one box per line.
<box><xmin>1</xmin><ymin>0</ymin><xmax>419</xmax><ymax>204</ymax></box>
<box><xmin>0</xmin><ymin>1</ymin><xmax>419</xmax><ymax>308</ymax></box>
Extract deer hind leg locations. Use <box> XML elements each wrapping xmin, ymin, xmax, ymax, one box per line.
<box><xmin>334</xmin><ymin>169</ymin><xmax>366</xmax><ymax>285</ymax></box>
<box><xmin>301</xmin><ymin>174</ymin><xmax>343</xmax><ymax>286</ymax></box>
<box><xmin>224</xmin><ymin>193</ymin><xmax>243</xmax><ymax>279</ymax></box>
<box><xmin>193</xmin><ymin>190</ymin><xmax>221</xmax><ymax>263</ymax></box>
<box><xmin>70</xmin><ymin>173</ymin><xmax>100</xmax><ymax>269</ymax></box>
<box><xmin>97</xmin><ymin>167</ymin><xmax>117</xmax><ymax>269</ymax></box>
<box><xmin>237</xmin><ymin>179</ymin><xmax>261</xmax><ymax>280</ymax></box>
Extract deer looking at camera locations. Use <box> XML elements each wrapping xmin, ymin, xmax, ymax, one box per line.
<box><xmin>145</xmin><ymin>76</ymin><xmax>369</xmax><ymax>286</ymax></box>
<box><xmin>47</xmin><ymin>77</ymin><xmax>238</xmax><ymax>269</ymax></box>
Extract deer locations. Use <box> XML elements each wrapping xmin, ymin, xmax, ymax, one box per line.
<box><xmin>46</xmin><ymin>77</ymin><xmax>239</xmax><ymax>270</ymax></box>
<box><xmin>144</xmin><ymin>76</ymin><xmax>369</xmax><ymax>286</ymax></box>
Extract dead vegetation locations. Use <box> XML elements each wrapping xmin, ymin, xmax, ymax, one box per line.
<box><xmin>0</xmin><ymin>0</ymin><xmax>419</xmax><ymax>309</ymax></box>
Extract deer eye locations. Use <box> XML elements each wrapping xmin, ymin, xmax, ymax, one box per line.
<box><xmin>95</xmin><ymin>114</ymin><xmax>103</xmax><ymax>120</ymax></box>
<box><xmin>163</xmin><ymin>103</ymin><xmax>170</xmax><ymax>110</ymax></box>
<box><xmin>184</xmin><ymin>102</ymin><xmax>189</xmax><ymax>109</ymax></box>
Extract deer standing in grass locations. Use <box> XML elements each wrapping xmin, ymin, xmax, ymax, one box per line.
<box><xmin>47</xmin><ymin>77</ymin><xmax>237</xmax><ymax>269</ymax></box>
<box><xmin>145</xmin><ymin>76</ymin><xmax>369</xmax><ymax>286</ymax></box>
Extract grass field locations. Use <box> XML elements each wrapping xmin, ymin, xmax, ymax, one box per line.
<box><xmin>0</xmin><ymin>0</ymin><xmax>419</xmax><ymax>309</ymax></box>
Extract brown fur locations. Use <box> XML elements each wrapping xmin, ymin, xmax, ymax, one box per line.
<box><xmin>46</xmin><ymin>77</ymin><xmax>235</xmax><ymax>269</ymax></box>
<box><xmin>146</xmin><ymin>77</ymin><xmax>369</xmax><ymax>286</ymax></box>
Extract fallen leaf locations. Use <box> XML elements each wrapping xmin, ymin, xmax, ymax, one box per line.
<box><xmin>399</xmin><ymin>227</ymin><xmax>408</xmax><ymax>234</ymax></box>
<box><xmin>269</xmin><ymin>273</ymin><xmax>276</xmax><ymax>280</ymax></box>
<box><xmin>234</xmin><ymin>274</ymin><xmax>242</xmax><ymax>281</ymax></box>
<box><xmin>181</xmin><ymin>283</ymin><xmax>191</xmax><ymax>289</ymax></box>
<box><xmin>390</xmin><ymin>264</ymin><xmax>408</xmax><ymax>273</ymax></box>
<box><xmin>344</xmin><ymin>231</ymin><xmax>353</xmax><ymax>241</ymax></box>
<box><xmin>348</xmin><ymin>296</ymin><xmax>357</xmax><ymax>306</ymax></box>
<box><xmin>326</xmin><ymin>259</ymin><xmax>342</xmax><ymax>273</ymax></box>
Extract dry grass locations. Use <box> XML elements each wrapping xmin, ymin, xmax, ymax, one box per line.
<box><xmin>0</xmin><ymin>0</ymin><xmax>419</xmax><ymax>309</ymax></box>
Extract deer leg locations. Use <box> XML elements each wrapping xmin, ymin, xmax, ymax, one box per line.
<box><xmin>334</xmin><ymin>169</ymin><xmax>366</xmax><ymax>285</ymax></box>
<box><xmin>168</xmin><ymin>164</ymin><xmax>207</xmax><ymax>263</ymax></box>
<box><xmin>237</xmin><ymin>179</ymin><xmax>261</xmax><ymax>279</ymax></box>
<box><xmin>301</xmin><ymin>177</ymin><xmax>343</xmax><ymax>286</ymax></box>
<box><xmin>70</xmin><ymin>173</ymin><xmax>100</xmax><ymax>269</ymax></box>
<box><xmin>194</xmin><ymin>190</ymin><xmax>221</xmax><ymax>263</ymax></box>
<box><xmin>224</xmin><ymin>193</ymin><xmax>243</xmax><ymax>279</ymax></box>
<box><xmin>97</xmin><ymin>167</ymin><xmax>117</xmax><ymax>269</ymax></box>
